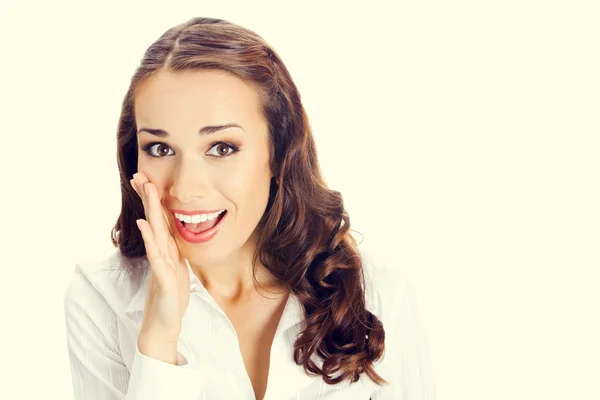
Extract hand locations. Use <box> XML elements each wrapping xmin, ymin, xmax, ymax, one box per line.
<box><xmin>130</xmin><ymin>172</ymin><xmax>190</xmax><ymax>344</ymax></box>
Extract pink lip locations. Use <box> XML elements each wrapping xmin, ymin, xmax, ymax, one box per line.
<box><xmin>172</xmin><ymin>210</ymin><xmax>227</xmax><ymax>244</ymax></box>
<box><xmin>170</xmin><ymin>208</ymin><xmax>225</xmax><ymax>215</ymax></box>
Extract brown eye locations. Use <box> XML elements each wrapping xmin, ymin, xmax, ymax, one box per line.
<box><xmin>207</xmin><ymin>142</ymin><xmax>237</xmax><ymax>157</ymax></box>
<box><xmin>143</xmin><ymin>143</ymin><xmax>174</xmax><ymax>158</ymax></box>
<box><xmin>157</xmin><ymin>144</ymin><xmax>170</xmax><ymax>156</ymax></box>
<box><xmin>216</xmin><ymin>144</ymin><xmax>229</xmax><ymax>155</ymax></box>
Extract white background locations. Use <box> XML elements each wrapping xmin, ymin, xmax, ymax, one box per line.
<box><xmin>1</xmin><ymin>1</ymin><xmax>598</xmax><ymax>399</ymax></box>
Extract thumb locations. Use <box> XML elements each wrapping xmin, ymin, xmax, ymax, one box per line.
<box><xmin>161</xmin><ymin>206</ymin><xmax>175</xmax><ymax>238</ymax></box>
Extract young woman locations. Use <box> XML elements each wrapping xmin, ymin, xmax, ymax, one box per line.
<box><xmin>63</xmin><ymin>17</ymin><xmax>436</xmax><ymax>400</ymax></box>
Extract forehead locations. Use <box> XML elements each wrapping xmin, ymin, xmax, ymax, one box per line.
<box><xmin>133</xmin><ymin>69</ymin><xmax>263</xmax><ymax>129</ymax></box>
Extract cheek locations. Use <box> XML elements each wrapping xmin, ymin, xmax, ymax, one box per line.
<box><xmin>137</xmin><ymin>161</ymin><xmax>170</xmax><ymax>195</ymax></box>
<box><xmin>215</xmin><ymin>159</ymin><xmax>271</xmax><ymax>208</ymax></box>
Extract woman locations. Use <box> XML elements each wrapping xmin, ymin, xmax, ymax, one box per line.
<box><xmin>63</xmin><ymin>17</ymin><xmax>436</xmax><ymax>399</ymax></box>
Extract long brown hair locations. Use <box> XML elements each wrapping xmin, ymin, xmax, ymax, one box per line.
<box><xmin>110</xmin><ymin>16</ymin><xmax>387</xmax><ymax>386</ymax></box>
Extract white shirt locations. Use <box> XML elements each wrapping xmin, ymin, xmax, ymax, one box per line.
<box><xmin>63</xmin><ymin>247</ymin><xmax>436</xmax><ymax>399</ymax></box>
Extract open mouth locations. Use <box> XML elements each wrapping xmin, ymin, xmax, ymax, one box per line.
<box><xmin>179</xmin><ymin>210</ymin><xmax>227</xmax><ymax>234</ymax></box>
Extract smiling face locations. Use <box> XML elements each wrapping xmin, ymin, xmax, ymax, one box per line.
<box><xmin>133</xmin><ymin>69</ymin><xmax>273</xmax><ymax>265</ymax></box>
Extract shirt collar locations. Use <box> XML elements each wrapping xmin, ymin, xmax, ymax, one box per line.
<box><xmin>125</xmin><ymin>257</ymin><xmax>204</xmax><ymax>315</ymax></box>
<box><xmin>124</xmin><ymin>258</ymin><xmax>304</xmax><ymax>334</ymax></box>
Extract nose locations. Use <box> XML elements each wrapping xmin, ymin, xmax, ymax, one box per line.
<box><xmin>168</xmin><ymin>157</ymin><xmax>211</xmax><ymax>203</ymax></box>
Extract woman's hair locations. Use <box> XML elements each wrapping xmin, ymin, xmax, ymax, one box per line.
<box><xmin>110</xmin><ymin>17</ymin><xmax>387</xmax><ymax>386</ymax></box>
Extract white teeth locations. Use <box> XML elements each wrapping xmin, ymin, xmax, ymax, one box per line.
<box><xmin>175</xmin><ymin>210</ymin><xmax>225</xmax><ymax>224</ymax></box>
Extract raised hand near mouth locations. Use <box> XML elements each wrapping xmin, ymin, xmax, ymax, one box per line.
<box><xmin>130</xmin><ymin>172</ymin><xmax>191</xmax><ymax>364</ymax></box>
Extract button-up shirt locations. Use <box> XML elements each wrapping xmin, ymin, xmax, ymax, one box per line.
<box><xmin>63</xmin><ymin>248</ymin><xmax>436</xmax><ymax>399</ymax></box>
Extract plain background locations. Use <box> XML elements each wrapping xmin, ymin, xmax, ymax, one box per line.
<box><xmin>1</xmin><ymin>0</ymin><xmax>598</xmax><ymax>399</ymax></box>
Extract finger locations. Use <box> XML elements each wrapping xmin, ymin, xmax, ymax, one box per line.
<box><xmin>158</xmin><ymin>192</ymin><xmax>176</xmax><ymax>239</ymax></box>
<box><xmin>130</xmin><ymin>179</ymin><xmax>144</xmax><ymax>205</ymax></box>
<box><xmin>137</xmin><ymin>174</ymin><xmax>151</xmax><ymax>221</ymax></box>
<box><xmin>136</xmin><ymin>173</ymin><xmax>171</xmax><ymax>240</ymax></box>
<box><xmin>130</xmin><ymin>178</ymin><xmax>145</xmax><ymax>209</ymax></box>
<box><xmin>162</xmin><ymin>205</ymin><xmax>175</xmax><ymax>238</ymax></box>
<box><xmin>135</xmin><ymin>219</ymin><xmax>167</xmax><ymax>276</ymax></box>
<box><xmin>134</xmin><ymin>172</ymin><xmax>149</xmax><ymax>187</ymax></box>
<box><xmin>133</xmin><ymin>174</ymin><xmax>151</xmax><ymax>225</ymax></box>
<box><xmin>145</xmin><ymin>181</ymin><xmax>170</xmax><ymax>256</ymax></box>
<box><xmin>134</xmin><ymin>174</ymin><xmax>176</xmax><ymax>267</ymax></box>
<box><xmin>133</xmin><ymin>175</ymin><xmax>176</xmax><ymax>256</ymax></box>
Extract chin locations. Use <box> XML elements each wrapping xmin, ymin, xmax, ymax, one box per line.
<box><xmin>180</xmin><ymin>242</ymin><xmax>223</xmax><ymax>260</ymax></box>
<box><xmin>174</xmin><ymin>220</ymin><xmax>260</xmax><ymax>266</ymax></box>
<box><xmin>180</xmin><ymin>240</ymin><xmax>238</xmax><ymax>266</ymax></box>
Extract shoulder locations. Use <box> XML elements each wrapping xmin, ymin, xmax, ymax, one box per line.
<box><xmin>63</xmin><ymin>248</ymin><xmax>149</xmax><ymax>317</ymax></box>
<box><xmin>357</xmin><ymin>249</ymin><xmax>437</xmax><ymax>396</ymax></box>
<box><xmin>358</xmin><ymin>247</ymin><xmax>415</xmax><ymax>328</ymax></box>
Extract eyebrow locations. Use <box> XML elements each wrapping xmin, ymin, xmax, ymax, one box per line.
<box><xmin>137</xmin><ymin>123</ymin><xmax>245</xmax><ymax>137</ymax></box>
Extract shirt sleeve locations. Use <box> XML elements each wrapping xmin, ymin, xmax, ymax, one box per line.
<box><xmin>63</xmin><ymin>265</ymin><xmax>206</xmax><ymax>399</ymax></box>
<box><xmin>371</xmin><ymin>276</ymin><xmax>437</xmax><ymax>400</ymax></box>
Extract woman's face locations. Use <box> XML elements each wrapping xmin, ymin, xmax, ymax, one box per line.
<box><xmin>133</xmin><ymin>69</ymin><xmax>273</xmax><ymax>265</ymax></box>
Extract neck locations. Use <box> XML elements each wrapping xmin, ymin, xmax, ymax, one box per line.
<box><xmin>189</xmin><ymin>233</ymin><xmax>286</xmax><ymax>300</ymax></box>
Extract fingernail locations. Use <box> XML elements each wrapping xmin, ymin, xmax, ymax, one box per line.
<box><xmin>144</xmin><ymin>183</ymin><xmax>149</xmax><ymax>196</ymax></box>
